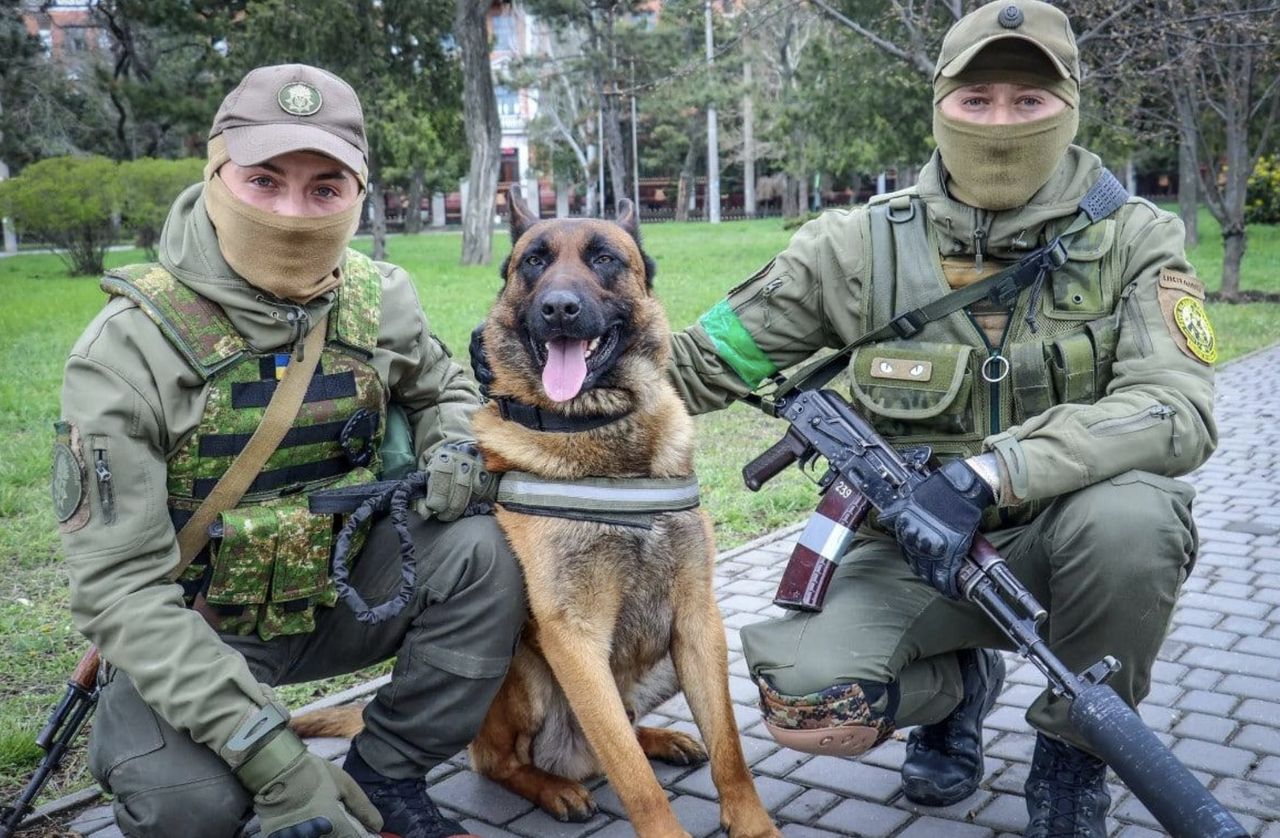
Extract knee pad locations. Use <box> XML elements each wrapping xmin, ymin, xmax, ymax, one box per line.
<box><xmin>756</xmin><ymin>675</ymin><xmax>899</xmax><ymax>757</ymax></box>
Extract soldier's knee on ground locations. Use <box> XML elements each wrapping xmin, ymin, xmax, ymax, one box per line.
<box><xmin>754</xmin><ymin>675</ymin><xmax>900</xmax><ymax>757</ymax></box>
<box><xmin>111</xmin><ymin>774</ymin><xmax>250</xmax><ymax>838</ymax></box>
<box><xmin>1049</xmin><ymin>469</ymin><xmax>1196</xmax><ymax>583</ymax></box>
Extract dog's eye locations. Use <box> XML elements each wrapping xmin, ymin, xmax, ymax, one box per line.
<box><xmin>593</xmin><ymin>254</ymin><xmax>614</xmax><ymax>266</ymax></box>
<box><xmin>524</xmin><ymin>254</ymin><xmax>544</xmax><ymax>268</ymax></box>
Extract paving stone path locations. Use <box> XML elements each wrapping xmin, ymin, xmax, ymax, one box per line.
<box><xmin>61</xmin><ymin>344</ymin><xmax>1280</xmax><ymax>837</ymax></box>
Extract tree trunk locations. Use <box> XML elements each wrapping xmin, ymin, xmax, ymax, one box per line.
<box><xmin>796</xmin><ymin>172</ymin><xmax>809</xmax><ymax>215</ymax></box>
<box><xmin>406</xmin><ymin>168</ymin><xmax>424</xmax><ymax>235</ymax></box>
<box><xmin>742</xmin><ymin>45</ymin><xmax>756</xmax><ymax>217</ymax></box>
<box><xmin>0</xmin><ymin>158</ymin><xmax>16</xmax><ymax>254</ymax></box>
<box><xmin>600</xmin><ymin>83</ymin><xmax>628</xmax><ymax>214</ymax></box>
<box><xmin>1177</xmin><ymin>133</ymin><xmax>1199</xmax><ymax>248</ymax></box>
<box><xmin>781</xmin><ymin>174</ymin><xmax>798</xmax><ymax>218</ymax></box>
<box><xmin>675</xmin><ymin>131</ymin><xmax>698</xmax><ymax>222</ymax></box>
<box><xmin>368</xmin><ymin>177</ymin><xmax>388</xmax><ymax>261</ymax></box>
<box><xmin>456</xmin><ymin>0</ymin><xmax>501</xmax><ymax>265</ymax></box>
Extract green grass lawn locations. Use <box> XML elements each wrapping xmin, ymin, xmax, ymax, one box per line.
<box><xmin>1</xmin><ymin>209</ymin><xmax>1277</xmax><ymax>810</ymax></box>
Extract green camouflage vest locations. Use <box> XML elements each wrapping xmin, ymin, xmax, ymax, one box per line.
<box><xmin>854</xmin><ymin>192</ymin><xmax>1122</xmax><ymax>525</ymax></box>
<box><xmin>101</xmin><ymin>249</ymin><xmax>386</xmax><ymax>639</ymax></box>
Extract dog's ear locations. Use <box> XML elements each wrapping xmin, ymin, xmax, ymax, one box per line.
<box><xmin>508</xmin><ymin>186</ymin><xmax>538</xmax><ymax>243</ymax></box>
<box><xmin>615</xmin><ymin>198</ymin><xmax>639</xmax><ymax>238</ymax></box>
<box><xmin>614</xmin><ymin>198</ymin><xmax>655</xmax><ymax>289</ymax></box>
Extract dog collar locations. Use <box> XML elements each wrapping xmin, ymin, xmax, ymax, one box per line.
<box><xmin>496</xmin><ymin>470</ymin><xmax>700</xmax><ymax>516</ymax></box>
<box><xmin>494</xmin><ymin>396</ymin><xmax>632</xmax><ymax>433</ymax></box>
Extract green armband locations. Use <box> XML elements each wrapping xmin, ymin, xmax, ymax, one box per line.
<box><xmin>697</xmin><ymin>300</ymin><xmax>777</xmax><ymax>389</ymax></box>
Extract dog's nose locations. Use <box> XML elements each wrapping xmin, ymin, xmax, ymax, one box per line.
<box><xmin>540</xmin><ymin>290</ymin><xmax>581</xmax><ymax>328</ymax></box>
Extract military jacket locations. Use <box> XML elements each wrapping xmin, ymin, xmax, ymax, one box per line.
<box><xmin>670</xmin><ymin>147</ymin><xmax>1217</xmax><ymax>507</ymax></box>
<box><xmin>56</xmin><ymin>184</ymin><xmax>480</xmax><ymax>762</ymax></box>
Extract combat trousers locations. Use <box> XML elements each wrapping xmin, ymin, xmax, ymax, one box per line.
<box><xmin>741</xmin><ymin>469</ymin><xmax>1197</xmax><ymax>755</ymax></box>
<box><xmin>86</xmin><ymin>513</ymin><xmax>527</xmax><ymax>838</ymax></box>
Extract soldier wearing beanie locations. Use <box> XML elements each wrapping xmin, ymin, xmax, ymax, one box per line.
<box><xmin>54</xmin><ymin>65</ymin><xmax>525</xmax><ymax>838</ymax></box>
<box><xmin>667</xmin><ymin>2</ymin><xmax>1217</xmax><ymax>835</ymax></box>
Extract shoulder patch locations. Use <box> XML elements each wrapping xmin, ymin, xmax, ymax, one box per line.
<box><xmin>52</xmin><ymin>421</ymin><xmax>90</xmax><ymax>532</ymax></box>
<box><xmin>1158</xmin><ymin>267</ymin><xmax>1205</xmax><ymax>300</ymax></box>
<box><xmin>1172</xmin><ymin>296</ymin><xmax>1218</xmax><ymax>364</ymax></box>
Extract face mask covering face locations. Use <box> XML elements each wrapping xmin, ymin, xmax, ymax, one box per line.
<box><xmin>931</xmin><ymin>60</ymin><xmax>1079</xmax><ymax>212</ymax></box>
<box><xmin>203</xmin><ymin>167</ymin><xmax>362</xmax><ymax>303</ymax></box>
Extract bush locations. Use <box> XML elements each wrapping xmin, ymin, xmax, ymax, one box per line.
<box><xmin>0</xmin><ymin>156</ymin><xmax>120</xmax><ymax>276</ymax></box>
<box><xmin>1246</xmin><ymin>155</ymin><xmax>1280</xmax><ymax>226</ymax></box>
<box><xmin>120</xmin><ymin>158</ymin><xmax>204</xmax><ymax>259</ymax></box>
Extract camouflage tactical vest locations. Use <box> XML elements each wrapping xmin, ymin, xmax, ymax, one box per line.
<box><xmin>853</xmin><ymin>192</ymin><xmax>1123</xmax><ymax>526</ymax></box>
<box><xmin>102</xmin><ymin>249</ymin><xmax>387</xmax><ymax>639</ymax></box>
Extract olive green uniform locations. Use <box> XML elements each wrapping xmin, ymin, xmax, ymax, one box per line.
<box><xmin>58</xmin><ymin>184</ymin><xmax>525</xmax><ymax>836</ymax></box>
<box><xmin>669</xmin><ymin>147</ymin><xmax>1217</xmax><ymax>752</ymax></box>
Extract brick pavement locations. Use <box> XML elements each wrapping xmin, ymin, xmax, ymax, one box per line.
<box><xmin>64</xmin><ymin>344</ymin><xmax>1280</xmax><ymax>837</ymax></box>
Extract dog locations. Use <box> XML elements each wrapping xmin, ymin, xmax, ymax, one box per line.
<box><xmin>292</xmin><ymin>189</ymin><xmax>779</xmax><ymax>838</ymax></box>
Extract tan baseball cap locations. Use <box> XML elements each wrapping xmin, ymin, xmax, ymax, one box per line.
<box><xmin>209</xmin><ymin>64</ymin><xmax>367</xmax><ymax>175</ymax></box>
<box><xmin>935</xmin><ymin>1</ymin><xmax>1079</xmax><ymax>82</ymax></box>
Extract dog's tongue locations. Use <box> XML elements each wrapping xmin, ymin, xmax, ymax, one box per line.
<box><xmin>542</xmin><ymin>338</ymin><xmax>589</xmax><ymax>402</ymax></box>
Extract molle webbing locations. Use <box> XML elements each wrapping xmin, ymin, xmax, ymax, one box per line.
<box><xmin>496</xmin><ymin>471</ymin><xmax>700</xmax><ymax>515</ymax></box>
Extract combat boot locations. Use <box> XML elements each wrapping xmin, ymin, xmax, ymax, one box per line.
<box><xmin>1024</xmin><ymin>733</ymin><xmax>1110</xmax><ymax>837</ymax></box>
<box><xmin>900</xmin><ymin>648</ymin><xmax>1005</xmax><ymax>806</ymax></box>
<box><xmin>344</xmin><ymin>747</ymin><xmax>480</xmax><ymax>838</ymax></box>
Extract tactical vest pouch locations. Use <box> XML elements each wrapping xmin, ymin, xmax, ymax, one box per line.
<box><xmin>1045</xmin><ymin>220</ymin><xmax>1116</xmax><ymax>320</ymax></box>
<box><xmin>848</xmin><ymin>342</ymin><xmax>977</xmax><ymax>441</ymax></box>
<box><xmin>1049</xmin><ymin>330</ymin><xmax>1096</xmax><ymax>404</ymax></box>
<box><xmin>1009</xmin><ymin>342</ymin><xmax>1053</xmax><ymax>422</ymax></box>
<box><xmin>203</xmin><ymin>466</ymin><xmax>376</xmax><ymax>640</ymax></box>
<box><xmin>379</xmin><ymin>404</ymin><xmax>415</xmax><ymax>480</ymax></box>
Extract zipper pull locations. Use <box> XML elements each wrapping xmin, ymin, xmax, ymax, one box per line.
<box><xmin>93</xmin><ymin>448</ymin><xmax>116</xmax><ymax>524</ymax></box>
<box><xmin>288</xmin><ymin>308</ymin><xmax>310</xmax><ymax>363</ymax></box>
<box><xmin>1154</xmin><ymin>405</ymin><xmax>1181</xmax><ymax>457</ymax></box>
<box><xmin>973</xmin><ymin>228</ymin><xmax>986</xmax><ymax>272</ymax></box>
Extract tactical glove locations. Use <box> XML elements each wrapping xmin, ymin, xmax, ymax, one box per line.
<box><xmin>239</xmin><ymin>729</ymin><xmax>382</xmax><ymax>838</ymax></box>
<box><xmin>880</xmin><ymin>459</ymin><xmax>994</xmax><ymax>600</ymax></box>
<box><xmin>415</xmin><ymin>442</ymin><xmax>497</xmax><ymax>522</ymax></box>
<box><xmin>469</xmin><ymin>322</ymin><xmax>494</xmax><ymax>398</ymax></box>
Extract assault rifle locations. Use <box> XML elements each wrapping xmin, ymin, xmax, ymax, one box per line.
<box><xmin>744</xmin><ymin>387</ymin><xmax>1246</xmax><ymax>838</ymax></box>
<box><xmin>0</xmin><ymin>648</ymin><xmax>100</xmax><ymax>838</ymax></box>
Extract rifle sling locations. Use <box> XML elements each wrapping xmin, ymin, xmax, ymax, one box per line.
<box><xmin>171</xmin><ymin>313</ymin><xmax>330</xmax><ymax>582</ymax></box>
<box><xmin>773</xmin><ymin>170</ymin><xmax>1128</xmax><ymax>402</ymax></box>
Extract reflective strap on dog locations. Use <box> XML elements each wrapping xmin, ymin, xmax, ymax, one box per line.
<box><xmin>496</xmin><ymin>471</ymin><xmax>700</xmax><ymax>514</ymax></box>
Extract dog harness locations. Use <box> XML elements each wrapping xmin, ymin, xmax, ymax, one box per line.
<box><xmin>496</xmin><ymin>470</ymin><xmax>701</xmax><ymax>529</ymax></box>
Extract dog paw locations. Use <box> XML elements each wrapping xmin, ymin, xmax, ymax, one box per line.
<box><xmin>535</xmin><ymin>780</ymin><xmax>598</xmax><ymax>822</ymax></box>
<box><xmin>636</xmin><ymin>727</ymin><xmax>709</xmax><ymax>766</ymax></box>
<box><xmin>722</xmin><ymin>815</ymin><xmax>782</xmax><ymax>838</ymax></box>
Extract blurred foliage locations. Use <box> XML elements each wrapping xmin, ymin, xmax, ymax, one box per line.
<box><xmin>119</xmin><ymin>157</ymin><xmax>204</xmax><ymax>258</ymax></box>
<box><xmin>0</xmin><ymin>155</ymin><xmax>121</xmax><ymax>274</ymax></box>
<box><xmin>1246</xmin><ymin>156</ymin><xmax>1280</xmax><ymax>226</ymax></box>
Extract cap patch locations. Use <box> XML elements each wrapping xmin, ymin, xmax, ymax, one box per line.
<box><xmin>998</xmin><ymin>4</ymin><xmax>1024</xmax><ymax>28</ymax></box>
<box><xmin>278</xmin><ymin>82</ymin><xmax>322</xmax><ymax>116</ymax></box>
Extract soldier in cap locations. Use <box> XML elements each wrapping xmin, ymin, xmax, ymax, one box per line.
<box><xmin>54</xmin><ymin>64</ymin><xmax>525</xmax><ymax>838</ymax></box>
<box><xmin>667</xmin><ymin>1</ymin><xmax>1216</xmax><ymax>835</ymax></box>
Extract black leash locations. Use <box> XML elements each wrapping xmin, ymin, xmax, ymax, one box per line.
<box><xmin>311</xmin><ymin>473</ymin><xmax>428</xmax><ymax>625</ymax></box>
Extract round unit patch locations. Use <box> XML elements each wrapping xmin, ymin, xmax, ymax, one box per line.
<box><xmin>278</xmin><ymin>82</ymin><xmax>322</xmax><ymax>116</ymax></box>
<box><xmin>1173</xmin><ymin>296</ymin><xmax>1217</xmax><ymax>364</ymax></box>
<box><xmin>52</xmin><ymin>442</ymin><xmax>84</xmax><ymax>523</ymax></box>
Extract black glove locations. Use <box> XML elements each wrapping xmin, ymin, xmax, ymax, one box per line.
<box><xmin>880</xmin><ymin>459</ymin><xmax>994</xmax><ymax>600</ymax></box>
<box><xmin>469</xmin><ymin>321</ymin><xmax>494</xmax><ymax>398</ymax></box>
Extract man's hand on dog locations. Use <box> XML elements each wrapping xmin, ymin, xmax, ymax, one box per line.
<box><xmin>415</xmin><ymin>442</ymin><xmax>498</xmax><ymax>522</ymax></box>
<box><xmin>880</xmin><ymin>459</ymin><xmax>994</xmax><ymax>600</ymax></box>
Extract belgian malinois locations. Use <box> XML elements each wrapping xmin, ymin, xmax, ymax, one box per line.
<box><xmin>293</xmin><ymin>190</ymin><xmax>778</xmax><ymax>838</ymax></box>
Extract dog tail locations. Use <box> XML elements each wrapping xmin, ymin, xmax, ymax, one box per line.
<box><xmin>288</xmin><ymin>704</ymin><xmax>367</xmax><ymax>739</ymax></box>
